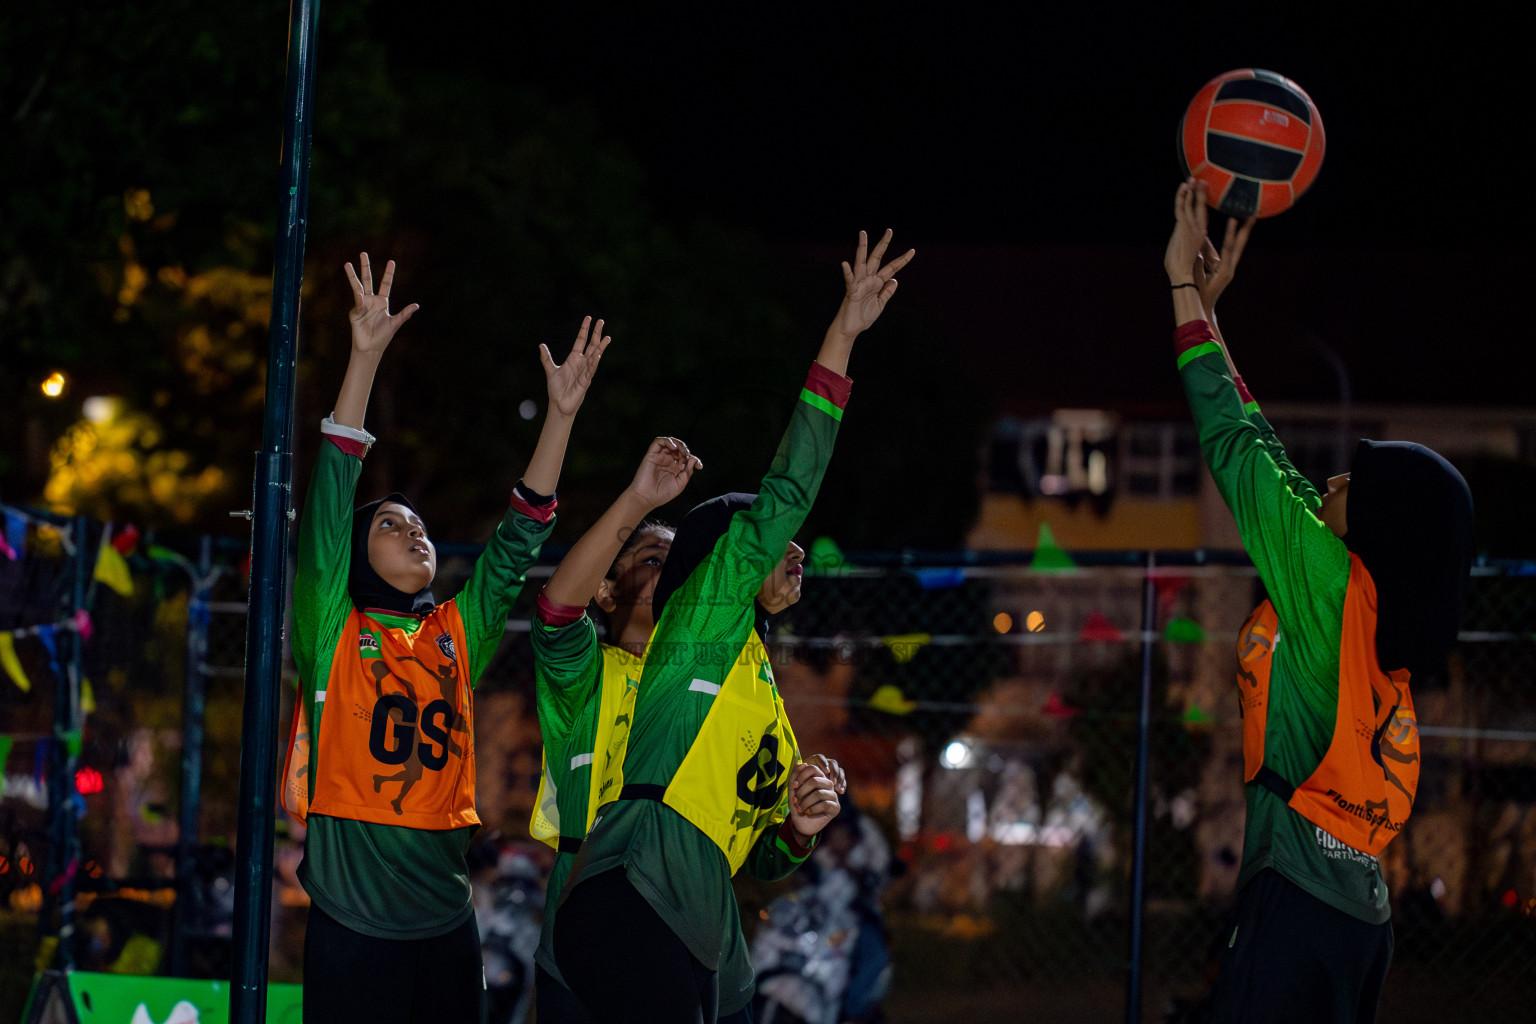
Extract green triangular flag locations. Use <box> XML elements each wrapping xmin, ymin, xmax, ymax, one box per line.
<box><xmin>1165</xmin><ymin>617</ymin><xmax>1206</xmax><ymax>644</ymax></box>
<box><xmin>1031</xmin><ymin>522</ymin><xmax>1076</xmax><ymax>571</ymax></box>
<box><xmin>0</xmin><ymin>735</ymin><xmax>12</xmax><ymax>797</ymax></box>
<box><xmin>806</xmin><ymin>536</ymin><xmax>848</xmax><ymax>576</ymax></box>
<box><xmin>1183</xmin><ymin>702</ymin><xmax>1216</xmax><ymax>727</ymax></box>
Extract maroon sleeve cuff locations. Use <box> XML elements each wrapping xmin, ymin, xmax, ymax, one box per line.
<box><xmin>1232</xmin><ymin>373</ymin><xmax>1255</xmax><ymax>405</ymax></box>
<box><xmin>1173</xmin><ymin>318</ymin><xmax>1216</xmax><ymax>358</ymax></box>
<box><xmin>324</xmin><ymin>434</ymin><xmax>370</xmax><ymax>459</ymax></box>
<box><xmin>778</xmin><ymin>819</ymin><xmax>816</xmax><ymax>858</ymax></box>
<box><xmin>510</xmin><ymin>490</ymin><xmax>558</xmax><ymax>524</ymax></box>
<box><xmin>806</xmin><ymin>361</ymin><xmax>853</xmax><ymax>410</ymax></box>
<box><xmin>536</xmin><ymin>592</ymin><xmax>587</xmax><ymax>627</ymax></box>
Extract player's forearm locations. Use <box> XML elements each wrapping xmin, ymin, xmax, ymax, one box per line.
<box><xmin>523</xmin><ymin>409</ymin><xmax>575</xmax><ymax>496</ymax></box>
<box><xmin>814</xmin><ymin>316</ymin><xmax>858</xmax><ymax>377</ymax></box>
<box><xmin>544</xmin><ymin>490</ymin><xmax>653</xmax><ymax>608</ymax></box>
<box><xmin>332</xmin><ymin>349</ymin><xmax>385</xmax><ymax>431</ymax></box>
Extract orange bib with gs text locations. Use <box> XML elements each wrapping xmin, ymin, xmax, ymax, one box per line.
<box><xmin>1236</xmin><ymin>553</ymin><xmax>1420</xmax><ymax>855</ymax></box>
<box><xmin>282</xmin><ymin>606</ymin><xmax>479</xmax><ymax>830</ymax></box>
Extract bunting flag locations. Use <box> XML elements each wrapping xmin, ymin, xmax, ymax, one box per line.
<box><xmin>880</xmin><ymin>633</ymin><xmax>931</xmax><ymax>664</ymax></box>
<box><xmin>36</xmin><ymin>625</ymin><xmax>61</xmax><ymax>677</ymax></box>
<box><xmin>1031</xmin><ymin>522</ymin><xmax>1076</xmax><ymax>571</ymax></box>
<box><xmin>0</xmin><ymin>532</ymin><xmax>14</xmax><ymax>561</ymax></box>
<box><xmin>93</xmin><ymin>527</ymin><xmax>135</xmax><ymax>598</ymax></box>
<box><xmin>867</xmin><ymin>684</ymin><xmax>917</xmax><ymax>715</ymax></box>
<box><xmin>1183</xmin><ymin>702</ymin><xmax>1216</xmax><ymax>727</ymax></box>
<box><xmin>806</xmin><ymin>536</ymin><xmax>848</xmax><ymax>576</ymax></box>
<box><xmin>1041</xmin><ymin>691</ymin><xmax>1082</xmax><ymax>718</ymax></box>
<box><xmin>71</xmin><ymin>609</ymin><xmax>93</xmax><ymax>642</ymax></box>
<box><xmin>81</xmin><ymin>678</ymin><xmax>97</xmax><ymax>715</ymax></box>
<box><xmin>0</xmin><ymin>735</ymin><xmax>11</xmax><ymax>796</ymax></box>
<box><xmin>1154</xmin><ymin>575</ymin><xmax>1191</xmax><ymax>615</ymax></box>
<box><xmin>912</xmin><ymin>568</ymin><xmax>964</xmax><ymax>590</ymax></box>
<box><xmin>110</xmin><ymin>523</ymin><xmax>140</xmax><ymax>555</ymax></box>
<box><xmin>1165</xmin><ymin>617</ymin><xmax>1207</xmax><ymax>644</ymax></box>
<box><xmin>3</xmin><ymin>510</ymin><xmax>26</xmax><ymax>558</ymax></box>
<box><xmin>1078</xmin><ymin>610</ymin><xmax>1124</xmax><ymax>643</ymax></box>
<box><xmin>1</xmin><ymin>634</ymin><xmax>32</xmax><ymax>692</ymax></box>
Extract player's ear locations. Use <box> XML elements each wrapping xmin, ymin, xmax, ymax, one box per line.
<box><xmin>595</xmin><ymin>578</ymin><xmax>618</xmax><ymax>613</ymax></box>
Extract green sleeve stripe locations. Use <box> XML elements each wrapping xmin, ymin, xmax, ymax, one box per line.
<box><xmin>774</xmin><ymin>834</ymin><xmax>812</xmax><ymax>862</ymax></box>
<box><xmin>1176</xmin><ymin>341</ymin><xmax>1224</xmax><ymax>370</ymax></box>
<box><xmin>799</xmin><ymin>388</ymin><xmax>843</xmax><ymax>422</ymax></box>
<box><xmin>1243</xmin><ymin>400</ymin><xmax>1262</xmax><ymax>415</ymax></box>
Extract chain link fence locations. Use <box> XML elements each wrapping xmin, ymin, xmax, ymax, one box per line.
<box><xmin>4</xmin><ymin>524</ymin><xmax>1534</xmax><ymax>1023</ymax></box>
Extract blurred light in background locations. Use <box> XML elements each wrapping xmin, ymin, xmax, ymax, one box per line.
<box><xmin>41</xmin><ymin>372</ymin><xmax>68</xmax><ymax>398</ymax></box>
<box><xmin>83</xmin><ymin>396</ymin><xmax>122</xmax><ymax>424</ymax></box>
<box><xmin>941</xmin><ymin>739</ymin><xmax>974</xmax><ymax>769</ymax></box>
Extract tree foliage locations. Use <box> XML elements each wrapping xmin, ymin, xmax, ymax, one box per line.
<box><xmin>2</xmin><ymin>0</ymin><xmax>982</xmax><ymax>546</ymax></box>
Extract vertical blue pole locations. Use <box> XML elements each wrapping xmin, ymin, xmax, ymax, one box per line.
<box><xmin>1126</xmin><ymin>551</ymin><xmax>1156</xmax><ymax>1024</ymax></box>
<box><xmin>231</xmin><ymin>3</ymin><xmax>320</xmax><ymax>1021</ymax></box>
<box><xmin>170</xmin><ymin>536</ymin><xmax>213</xmax><ymax>977</ymax></box>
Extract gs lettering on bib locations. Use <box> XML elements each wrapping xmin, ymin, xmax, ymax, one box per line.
<box><xmin>1237</xmin><ymin>553</ymin><xmax>1420</xmax><ymax>856</ymax></box>
<box><xmin>282</xmin><ymin>606</ymin><xmax>478</xmax><ymax>830</ymax></box>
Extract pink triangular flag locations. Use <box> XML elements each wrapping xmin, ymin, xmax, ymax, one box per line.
<box><xmin>1078</xmin><ymin>611</ymin><xmax>1124</xmax><ymax>643</ymax></box>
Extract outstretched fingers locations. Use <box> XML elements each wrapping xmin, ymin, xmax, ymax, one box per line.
<box><xmin>866</xmin><ymin>228</ymin><xmax>893</xmax><ymax>271</ymax></box>
<box><xmin>376</xmin><ymin>259</ymin><xmax>397</xmax><ymax>301</ymax></box>
<box><xmin>570</xmin><ymin>315</ymin><xmax>594</xmax><ymax>357</ymax></box>
<box><xmin>344</xmin><ymin>261</ymin><xmax>364</xmax><ymax>302</ymax></box>
<box><xmin>587</xmin><ymin>325</ymin><xmax>612</xmax><ymax>362</ymax></box>
<box><xmin>876</xmin><ymin>246</ymin><xmax>916</xmax><ymax>283</ymax></box>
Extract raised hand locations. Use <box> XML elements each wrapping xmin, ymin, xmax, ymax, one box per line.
<box><xmin>1164</xmin><ymin>179</ymin><xmax>1210</xmax><ymax>284</ymax></box>
<box><xmin>627</xmin><ymin>436</ymin><xmax>703</xmax><ymax>509</ymax></box>
<box><xmin>787</xmin><ymin>761</ymin><xmax>842</xmax><ymax>840</ymax></box>
<box><xmin>831</xmin><ymin>229</ymin><xmax>916</xmax><ymax>340</ymax></box>
<box><xmin>1195</xmin><ymin>214</ymin><xmax>1257</xmax><ymax>315</ymax></box>
<box><xmin>345</xmin><ymin>253</ymin><xmax>419</xmax><ymax>355</ymax></box>
<box><xmin>540</xmin><ymin>316</ymin><xmax>612</xmax><ymax>419</ymax></box>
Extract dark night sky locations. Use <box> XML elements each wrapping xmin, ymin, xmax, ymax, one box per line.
<box><xmin>374</xmin><ymin>2</ymin><xmax>1527</xmax><ymax>410</ymax></box>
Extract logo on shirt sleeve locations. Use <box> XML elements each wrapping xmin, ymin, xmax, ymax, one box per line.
<box><xmin>435</xmin><ymin>633</ymin><xmax>458</xmax><ymax>663</ymax></box>
<box><xmin>359</xmin><ymin>630</ymin><xmax>382</xmax><ymax>658</ymax></box>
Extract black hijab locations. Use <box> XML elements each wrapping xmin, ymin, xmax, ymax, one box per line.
<box><xmin>1343</xmin><ymin>439</ymin><xmax>1474</xmax><ymax>680</ymax></box>
<box><xmin>651</xmin><ymin>492</ymin><xmax>773</xmax><ymax>640</ymax></box>
<box><xmin>349</xmin><ymin>492</ymin><xmax>436</xmax><ymax>616</ymax></box>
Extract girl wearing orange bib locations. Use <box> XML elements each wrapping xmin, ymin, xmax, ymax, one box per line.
<box><xmin>286</xmin><ymin>253</ymin><xmax>612</xmax><ymax>1024</ymax></box>
<box><xmin>1164</xmin><ymin>184</ymin><xmax>1473</xmax><ymax>1024</ymax></box>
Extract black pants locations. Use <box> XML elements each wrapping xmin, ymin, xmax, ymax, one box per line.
<box><xmin>537</xmin><ymin>963</ymin><xmax>594</xmax><ymax>1024</ymax></box>
<box><xmin>555</xmin><ymin>868</ymin><xmax>718</xmax><ymax>1024</ymax></box>
<box><xmin>1210</xmin><ymin>869</ymin><xmax>1393</xmax><ymax>1024</ymax></box>
<box><xmin>304</xmin><ymin>904</ymin><xmax>486</xmax><ymax>1024</ymax></box>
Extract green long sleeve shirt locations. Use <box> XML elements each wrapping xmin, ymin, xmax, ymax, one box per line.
<box><xmin>291</xmin><ymin>424</ymin><xmax>555</xmax><ymax>938</ymax></box>
<box><xmin>561</xmin><ymin>363</ymin><xmax>849</xmax><ymax>1003</ymax></box>
<box><xmin>1178</xmin><ymin>324</ymin><xmax>1389</xmax><ymax>923</ymax></box>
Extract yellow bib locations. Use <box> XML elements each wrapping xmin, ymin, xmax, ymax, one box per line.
<box><xmin>654</xmin><ymin>631</ymin><xmax>801</xmax><ymax>874</ymax></box>
<box><xmin>531</xmin><ymin>643</ymin><xmax>642</xmax><ymax>849</ymax></box>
